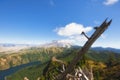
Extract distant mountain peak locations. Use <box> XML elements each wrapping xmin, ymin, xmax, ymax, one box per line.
<box><xmin>41</xmin><ymin>40</ymin><xmax>71</xmax><ymax>48</ymax></box>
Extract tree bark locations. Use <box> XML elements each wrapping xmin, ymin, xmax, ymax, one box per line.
<box><xmin>56</xmin><ymin>18</ymin><xmax>112</xmax><ymax>80</ymax></box>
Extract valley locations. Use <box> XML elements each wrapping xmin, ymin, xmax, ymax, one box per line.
<box><xmin>0</xmin><ymin>45</ymin><xmax>120</xmax><ymax>80</ymax></box>
<box><xmin>0</xmin><ymin>61</ymin><xmax>41</xmax><ymax>80</ymax></box>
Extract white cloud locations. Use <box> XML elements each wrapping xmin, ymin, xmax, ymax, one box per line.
<box><xmin>55</xmin><ymin>22</ymin><xmax>93</xmax><ymax>46</ymax></box>
<box><xmin>55</xmin><ymin>23</ymin><xmax>92</xmax><ymax>37</ymax></box>
<box><xmin>103</xmin><ymin>0</ymin><xmax>119</xmax><ymax>5</ymax></box>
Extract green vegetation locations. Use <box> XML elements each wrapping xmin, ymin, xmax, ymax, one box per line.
<box><xmin>6</xmin><ymin>63</ymin><xmax>47</xmax><ymax>80</ymax></box>
<box><xmin>0</xmin><ymin>47</ymin><xmax>67</xmax><ymax>70</ymax></box>
<box><xmin>6</xmin><ymin>47</ymin><xmax>120</xmax><ymax>80</ymax></box>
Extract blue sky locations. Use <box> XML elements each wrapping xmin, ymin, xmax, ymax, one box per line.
<box><xmin>0</xmin><ymin>0</ymin><xmax>120</xmax><ymax>48</ymax></box>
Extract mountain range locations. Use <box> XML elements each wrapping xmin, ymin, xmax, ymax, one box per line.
<box><xmin>0</xmin><ymin>42</ymin><xmax>120</xmax><ymax>54</ymax></box>
<box><xmin>0</xmin><ymin>43</ymin><xmax>32</xmax><ymax>53</ymax></box>
<box><xmin>0</xmin><ymin>42</ymin><xmax>120</xmax><ymax>80</ymax></box>
<box><xmin>91</xmin><ymin>47</ymin><xmax>120</xmax><ymax>53</ymax></box>
<box><xmin>4</xmin><ymin>45</ymin><xmax>120</xmax><ymax>80</ymax></box>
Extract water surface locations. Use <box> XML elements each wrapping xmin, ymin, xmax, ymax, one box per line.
<box><xmin>0</xmin><ymin>61</ymin><xmax>41</xmax><ymax>80</ymax></box>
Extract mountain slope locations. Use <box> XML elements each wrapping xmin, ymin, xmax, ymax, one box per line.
<box><xmin>6</xmin><ymin>47</ymin><xmax>120</xmax><ymax>80</ymax></box>
<box><xmin>0</xmin><ymin>47</ymin><xmax>67</xmax><ymax>70</ymax></box>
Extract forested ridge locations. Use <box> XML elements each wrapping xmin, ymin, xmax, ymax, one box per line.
<box><xmin>4</xmin><ymin>46</ymin><xmax>120</xmax><ymax>80</ymax></box>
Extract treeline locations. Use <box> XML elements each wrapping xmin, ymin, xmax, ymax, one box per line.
<box><xmin>0</xmin><ymin>47</ymin><xmax>68</xmax><ymax>70</ymax></box>
<box><xmin>6</xmin><ymin>47</ymin><xmax>120</xmax><ymax>80</ymax></box>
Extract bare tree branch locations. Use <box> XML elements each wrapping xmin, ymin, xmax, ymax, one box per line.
<box><xmin>56</xmin><ymin>18</ymin><xmax>112</xmax><ymax>80</ymax></box>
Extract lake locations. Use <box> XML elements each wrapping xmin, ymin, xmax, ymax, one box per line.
<box><xmin>0</xmin><ymin>61</ymin><xmax>41</xmax><ymax>80</ymax></box>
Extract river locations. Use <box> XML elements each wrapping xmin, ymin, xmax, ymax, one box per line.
<box><xmin>0</xmin><ymin>61</ymin><xmax>41</xmax><ymax>80</ymax></box>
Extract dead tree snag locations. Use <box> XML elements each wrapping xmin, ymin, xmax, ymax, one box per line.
<box><xmin>56</xmin><ymin>18</ymin><xmax>112</xmax><ymax>80</ymax></box>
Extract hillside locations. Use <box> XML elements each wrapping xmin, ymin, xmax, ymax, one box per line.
<box><xmin>0</xmin><ymin>47</ymin><xmax>69</xmax><ymax>70</ymax></box>
<box><xmin>6</xmin><ymin>47</ymin><xmax>120</xmax><ymax>80</ymax></box>
<box><xmin>0</xmin><ymin>42</ymin><xmax>72</xmax><ymax>70</ymax></box>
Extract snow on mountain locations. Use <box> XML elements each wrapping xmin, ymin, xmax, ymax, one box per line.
<box><xmin>0</xmin><ymin>41</ymin><xmax>72</xmax><ymax>54</ymax></box>
<box><xmin>41</xmin><ymin>40</ymin><xmax>72</xmax><ymax>48</ymax></box>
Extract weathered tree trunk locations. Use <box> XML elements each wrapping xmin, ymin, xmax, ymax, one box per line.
<box><xmin>89</xmin><ymin>66</ymin><xmax>93</xmax><ymax>80</ymax></box>
<box><xmin>56</xmin><ymin>18</ymin><xmax>112</xmax><ymax>80</ymax></box>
